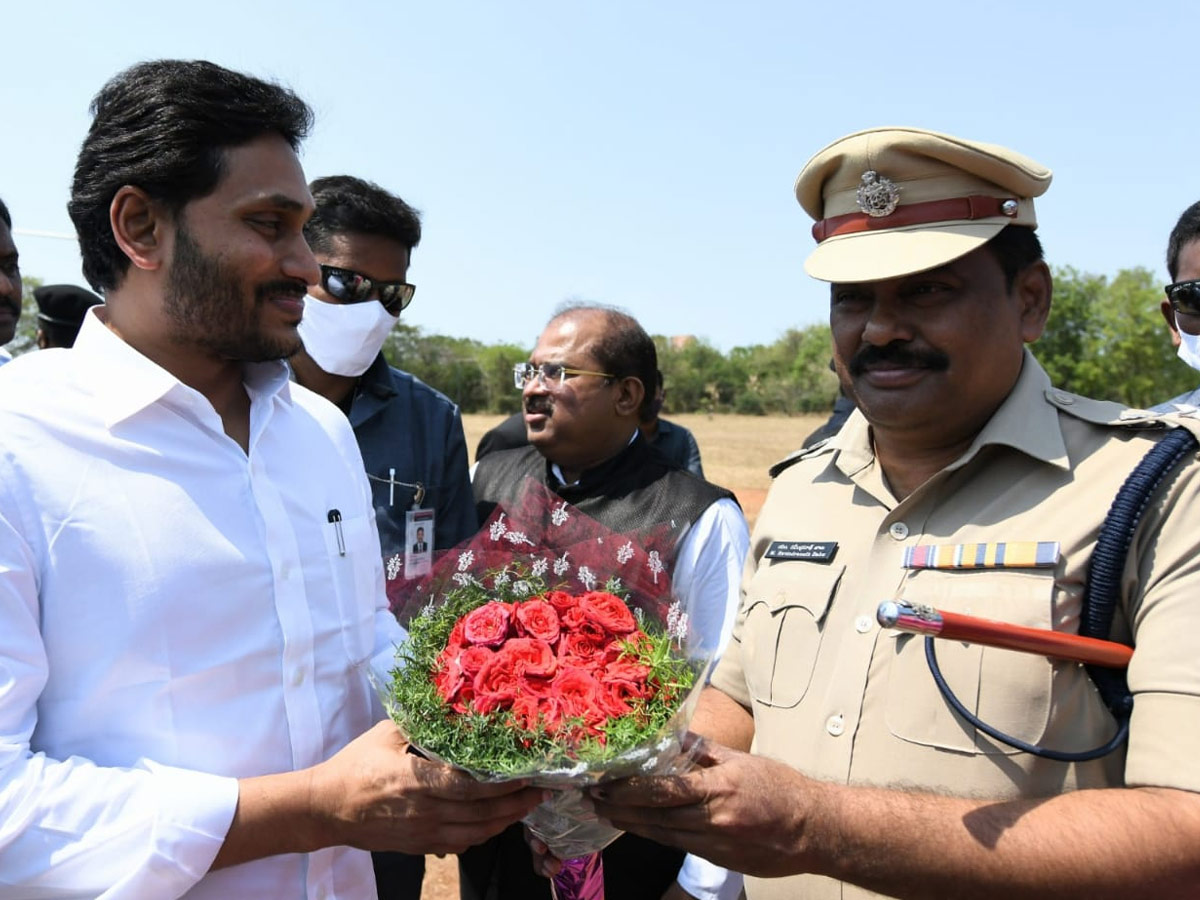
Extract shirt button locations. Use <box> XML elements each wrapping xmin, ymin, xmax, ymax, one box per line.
<box><xmin>291</xmin><ymin>667</ymin><xmax>305</xmax><ymax>686</ymax></box>
<box><xmin>826</xmin><ymin>714</ymin><xmax>845</xmax><ymax>737</ymax></box>
<box><xmin>855</xmin><ymin>615</ymin><xmax>873</xmax><ymax>634</ymax></box>
<box><xmin>888</xmin><ymin>522</ymin><xmax>909</xmax><ymax>540</ymax></box>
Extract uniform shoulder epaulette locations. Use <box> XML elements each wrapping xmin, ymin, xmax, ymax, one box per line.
<box><xmin>768</xmin><ymin>438</ymin><xmax>833</xmax><ymax>479</ymax></box>
<box><xmin>1044</xmin><ymin>388</ymin><xmax>1200</xmax><ymax>440</ymax></box>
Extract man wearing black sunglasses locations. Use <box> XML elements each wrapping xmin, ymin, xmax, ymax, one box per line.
<box><xmin>1154</xmin><ymin>200</ymin><xmax>1200</xmax><ymax>412</ymax></box>
<box><xmin>291</xmin><ymin>174</ymin><xmax>479</xmax><ymax>898</ymax></box>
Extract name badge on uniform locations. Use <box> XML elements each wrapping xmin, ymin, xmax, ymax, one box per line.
<box><xmin>765</xmin><ymin>540</ymin><xmax>838</xmax><ymax>562</ymax></box>
<box><xmin>901</xmin><ymin>540</ymin><xmax>1060</xmax><ymax>570</ymax></box>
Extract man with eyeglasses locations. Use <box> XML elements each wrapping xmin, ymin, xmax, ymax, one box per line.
<box><xmin>1154</xmin><ymin>200</ymin><xmax>1200</xmax><ymax>412</ymax></box>
<box><xmin>464</xmin><ymin>303</ymin><xmax>750</xmax><ymax>900</ymax></box>
<box><xmin>558</xmin><ymin>128</ymin><xmax>1200</xmax><ymax>899</ymax></box>
<box><xmin>289</xmin><ymin>174</ymin><xmax>479</xmax><ymax>897</ymax></box>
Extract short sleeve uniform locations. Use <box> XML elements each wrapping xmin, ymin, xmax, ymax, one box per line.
<box><xmin>711</xmin><ymin>351</ymin><xmax>1200</xmax><ymax>900</ymax></box>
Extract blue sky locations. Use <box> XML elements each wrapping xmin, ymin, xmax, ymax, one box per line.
<box><xmin>3</xmin><ymin>0</ymin><xmax>1197</xmax><ymax>351</ymax></box>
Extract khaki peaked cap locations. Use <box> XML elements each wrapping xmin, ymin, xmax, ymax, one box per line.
<box><xmin>796</xmin><ymin>127</ymin><xmax>1052</xmax><ymax>283</ymax></box>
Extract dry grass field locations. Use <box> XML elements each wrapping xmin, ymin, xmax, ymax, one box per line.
<box><xmin>414</xmin><ymin>413</ymin><xmax>827</xmax><ymax>899</ymax></box>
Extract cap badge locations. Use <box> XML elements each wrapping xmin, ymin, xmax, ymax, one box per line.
<box><xmin>856</xmin><ymin>170</ymin><xmax>900</xmax><ymax>218</ymax></box>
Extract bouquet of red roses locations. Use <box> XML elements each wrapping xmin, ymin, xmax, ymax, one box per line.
<box><xmin>382</xmin><ymin>480</ymin><xmax>712</xmax><ymax>879</ymax></box>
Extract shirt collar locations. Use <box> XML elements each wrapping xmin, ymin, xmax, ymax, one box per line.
<box><xmin>830</xmin><ymin>348</ymin><xmax>1070</xmax><ymax>481</ymax></box>
<box><xmin>550</xmin><ymin>428</ymin><xmax>641</xmax><ymax>487</ymax></box>
<box><xmin>74</xmin><ymin>307</ymin><xmax>294</xmax><ymax>430</ymax></box>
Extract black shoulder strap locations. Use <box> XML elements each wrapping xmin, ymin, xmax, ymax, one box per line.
<box><xmin>1081</xmin><ymin>426</ymin><xmax>1200</xmax><ymax>720</ymax></box>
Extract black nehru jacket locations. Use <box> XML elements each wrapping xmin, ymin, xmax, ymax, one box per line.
<box><xmin>472</xmin><ymin>432</ymin><xmax>733</xmax><ymax>543</ymax></box>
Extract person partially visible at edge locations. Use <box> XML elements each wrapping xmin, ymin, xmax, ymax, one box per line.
<box><xmin>0</xmin><ymin>196</ymin><xmax>21</xmax><ymax>365</ymax></box>
<box><xmin>33</xmin><ymin>283</ymin><xmax>103</xmax><ymax>348</ymax></box>
<box><xmin>1153</xmin><ymin>200</ymin><xmax>1200</xmax><ymax>412</ymax></box>
<box><xmin>0</xmin><ymin>59</ymin><xmax>539</xmax><ymax>898</ymax></box>
<box><xmin>292</xmin><ymin>175</ymin><xmax>477</xmax><ymax>563</ymax></box>
<box><xmin>548</xmin><ymin>128</ymin><xmax>1200</xmax><ymax>899</ymax></box>
<box><xmin>463</xmin><ymin>303</ymin><xmax>751</xmax><ymax>900</ymax></box>
<box><xmin>638</xmin><ymin>369</ymin><xmax>705</xmax><ymax>477</ymax></box>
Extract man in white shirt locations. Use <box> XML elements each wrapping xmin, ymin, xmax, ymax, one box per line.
<box><xmin>0</xmin><ymin>59</ymin><xmax>539</xmax><ymax>899</ymax></box>
<box><xmin>0</xmin><ymin>197</ymin><xmax>20</xmax><ymax>366</ymax></box>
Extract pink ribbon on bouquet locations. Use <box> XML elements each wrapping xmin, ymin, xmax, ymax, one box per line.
<box><xmin>551</xmin><ymin>852</ymin><xmax>604</xmax><ymax>900</ymax></box>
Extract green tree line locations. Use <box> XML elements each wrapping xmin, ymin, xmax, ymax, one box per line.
<box><xmin>10</xmin><ymin>266</ymin><xmax>1193</xmax><ymax>413</ymax></box>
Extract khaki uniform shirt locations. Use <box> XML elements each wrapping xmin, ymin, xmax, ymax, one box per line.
<box><xmin>711</xmin><ymin>352</ymin><xmax>1200</xmax><ymax>900</ymax></box>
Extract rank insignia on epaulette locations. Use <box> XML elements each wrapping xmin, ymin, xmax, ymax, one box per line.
<box><xmin>901</xmin><ymin>541</ymin><xmax>1060</xmax><ymax>570</ymax></box>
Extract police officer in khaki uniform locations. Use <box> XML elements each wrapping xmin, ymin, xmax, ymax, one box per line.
<box><xmin>564</xmin><ymin>128</ymin><xmax>1200</xmax><ymax>898</ymax></box>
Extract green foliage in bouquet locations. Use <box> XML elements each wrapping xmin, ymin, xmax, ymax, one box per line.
<box><xmin>386</xmin><ymin>564</ymin><xmax>699</xmax><ymax>776</ymax></box>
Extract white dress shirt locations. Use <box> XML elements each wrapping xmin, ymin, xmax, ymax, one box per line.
<box><xmin>0</xmin><ymin>311</ymin><xmax>404</xmax><ymax>899</ymax></box>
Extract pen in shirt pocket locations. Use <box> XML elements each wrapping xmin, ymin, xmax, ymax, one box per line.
<box><xmin>327</xmin><ymin>509</ymin><xmax>346</xmax><ymax>556</ymax></box>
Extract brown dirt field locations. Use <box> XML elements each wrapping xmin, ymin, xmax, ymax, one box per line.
<box><xmin>416</xmin><ymin>413</ymin><xmax>826</xmax><ymax>898</ymax></box>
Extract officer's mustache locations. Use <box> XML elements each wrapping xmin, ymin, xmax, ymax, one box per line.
<box><xmin>524</xmin><ymin>396</ymin><xmax>554</xmax><ymax>416</ymax></box>
<box><xmin>848</xmin><ymin>342</ymin><xmax>950</xmax><ymax>376</ymax></box>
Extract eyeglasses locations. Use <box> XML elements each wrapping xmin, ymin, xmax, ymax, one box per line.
<box><xmin>319</xmin><ymin>265</ymin><xmax>416</xmax><ymax>316</ymax></box>
<box><xmin>1165</xmin><ymin>279</ymin><xmax>1200</xmax><ymax>317</ymax></box>
<box><xmin>513</xmin><ymin>362</ymin><xmax>615</xmax><ymax>390</ymax></box>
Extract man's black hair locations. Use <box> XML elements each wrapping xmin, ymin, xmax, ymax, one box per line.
<box><xmin>1166</xmin><ymin>201</ymin><xmax>1200</xmax><ymax>282</ymax></box>
<box><xmin>0</xmin><ymin>196</ymin><xmax>10</xmax><ymax>229</ymax></box>
<box><xmin>984</xmin><ymin>224</ymin><xmax>1045</xmax><ymax>291</ymax></box>
<box><xmin>550</xmin><ymin>303</ymin><xmax>657</xmax><ymax>413</ymax></box>
<box><xmin>68</xmin><ymin>59</ymin><xmax>314</xmax><ymax>293</ymax></box>
<box><xmin>305</xmin><ymin>176</ymin><xmax>422</xmax><ymax>255</ymax></box>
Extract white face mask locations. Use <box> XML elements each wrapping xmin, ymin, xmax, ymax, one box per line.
<box><xmin>1178</xmin><ymin>328</ymin><xmax>1200</xmax><ymax>373</ymax></box>
<box><xmin>296</xmin><ymin>294</ymin><xmax>398</xmax><ymax>377</ymax></box>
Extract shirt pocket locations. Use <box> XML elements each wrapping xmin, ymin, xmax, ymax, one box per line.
<box><xmin>884</xmin><ymin>571</ymin><xmax>1054</xmax><ymax>754</ymax></box>
<box><xmin>741</xmin><ymin>561</ymin><xmax>844</xmax><ymax>709</ymax></box>
<box><xmin>321</xmin><ymin>510</ymin><xmax>379</xmax><ymax>667</ymax></box>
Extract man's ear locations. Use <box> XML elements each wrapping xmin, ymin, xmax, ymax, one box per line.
<box><xmin>613</xmin><ymin>376</ymin><xmax>645</xmax><ymax>418</ymax></box>
<box><xmin>1161</xmin><ymin>299</ymin><xmax>1183</xmax><ymax>350</ymax></box>
<box><xmin>1015</xmin><ymin>260</ymin><xmax>1053</xmax><ymax>343</ymax></box>
<box><xmin>110</xmin><ymin>186</ymin><xmax>169</xmax><ymax>273</ymax></box>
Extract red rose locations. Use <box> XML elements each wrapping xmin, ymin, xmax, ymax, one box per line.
<box><xmin>558</xmin><ymin>631</ymin><xmax>607</xmax><ymax>669</ymax></box>
<box><xmin>541</xmin><ymin>590</ymin><xmax>578</xmax><ymax>615</ymax></box>
<box><xmin>445</xmin><ymin>620</ymin><xmax>468</xmax><ymax>653</ymax></box>
<box><xmin>508</xmin><ymin>693</ymin><xmax>542</xmax><ymax>732</ymax></box>
<box><xmin>579</xmin><ymin>591</ymin><xmax>637</xmax><ymax>635</ymax></box>
<box><xmin>605</xmin><ymin>658</ymin><xmax>651</xmax><ymax>687</ymax></box>
<box><xmin>604</xmin><ymin>658</ymin><xmax>653</xmax><ymax>715</ymax></box>
<box><xmin>519</xmin><ymin>673</ymin><xmax>555</xmax><ymax>698</ymax></box>
<box><xmin>472</xmin><ymin>652</ymin><xmax>519</xmax><ymax>714</ymax></box>
<box><xmin>551</xmin><ymin>666</ymin><xmax>610</xmax><ymax>726</ymax></box>
<box><xmin>514</xmin><ymin>600</ymin><xmax>561</xmax><ymax>644</ymax></box>
<box><xmin>433</xmin><ymin>647</ymin><xmax>466</xmax><ymax>703</ymax></box>
<box><xmin>560</xmin><ymin>605</ymin><xmax>590</xmax><ymax>633</ymax></box>
<box><xmin>463</xmin><ymin>602</ymin><xmax>512</xmax><ymax>647</ymax></box>
<box><xmin>504</xmin><ymin>637</ymin><xmax>557</xmax><ymax>678</ymax></box>
<box><xmin>459</xmin><ymin>645</ymin><xmax>494</xmax><ymax>677</ymax></box>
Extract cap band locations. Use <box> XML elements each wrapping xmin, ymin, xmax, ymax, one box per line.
<box><xmin>812</xmin><ymin>194</ymin><xmax>1019</xmax><ymax>243</ymax></box>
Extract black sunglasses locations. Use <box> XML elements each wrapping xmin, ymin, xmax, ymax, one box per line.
<box><xmin>1165</xmin><ymin>279</ymin><xmax>1200</xmax><ymax>317</ymax></box>
<box><xmin>319</xmin><ymin>265</ymin><xmax>416</xmax><ymax>316</ymax></box>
